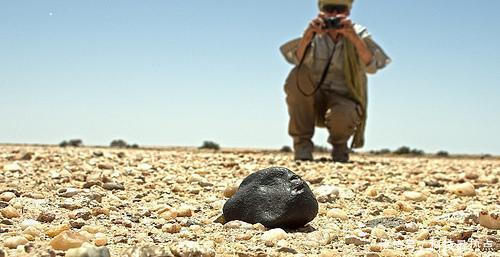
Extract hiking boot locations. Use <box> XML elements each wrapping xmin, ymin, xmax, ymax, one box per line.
<box><xmin>332</xmin><ymin>143</ymin><xmax>349</xmax><ymax>163</ymax></box>
<box><xmin>294</xmin><ymin>149</ymin><xmax>313</xmax><ymax>161</ymax></box>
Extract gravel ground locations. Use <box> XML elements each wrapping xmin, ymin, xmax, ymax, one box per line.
<box><xmin>0</xmin><ymin>145</ymin><xmax>499</xmax><ymax>257</ymax></box>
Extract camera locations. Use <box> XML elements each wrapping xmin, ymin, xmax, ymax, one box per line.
<box><xmin>323</xmin><ymin>17</ymin><xmax>343</xmax><ymax>29</ymax></box>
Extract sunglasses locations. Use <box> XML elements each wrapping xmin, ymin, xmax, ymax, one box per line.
<box><xmin>321</xmin><ymin>4</ymin><xmax>348</xmax><ymax>14</ymax></box>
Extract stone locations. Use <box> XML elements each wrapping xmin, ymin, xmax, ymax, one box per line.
<box><xmin>46</xmin><ymin>224</ymin><xmax>71</xmax><ymax>237</ymax></box>
<box><xmin>65</xmin><ymin>242</ymin><xmax>111</xmax><ymax>257</ymax></box>
<box><xmin>162</xmin><ymin>223</ymin><xmax>182</xmax><ymax>233</ymax></box>
<box><xmin>94</xmin><ymin>233</ymin><xmax>108</xmax><ymax>246</ymax></box>
<box><xmin>223</xmin><ymin>220</ymin><xmax>255</xmax><ymax>230</ymax></box>
<box><xmin>0</xmin><ymin>192</ymin><xmax>16</xmax><ymax>202</ymax></box>
<box><xmin>97</xmin><ymin>163</ymin><xmax>114</xmax><ymax>170</ymax></box>
<box><xmin>464</xmin><ymin>171</ymin><xmax>479</xmax><ymax>180</ymax></box>
<box><xmin>223</xmin><ymin>167</ymin><xmax>318</xmax><ymax>228</ymax></box>
<box><xmin>326</xmin><ymin>208</ymin><xmax>348</xmax><ymax>220</ymax></box>
<box><xmin>223</xmin><ymin>182</ymin><xmax>240</xmax><ymax>198</ymax></box>
<box><xmin>447</xmin><ymin>182</ymin><xmax>476</xmax><ymax>196</ymax></box>
<box><xmin>176</xmin><ymin>205</ymin><xmax>193</xmax><ymax>217</ymax></box>
<box><xmin>345</xmin><ymin>236</ymin><xmax>370</xmax><ymax>246</ymax></box>
<box><xmin>37</xmin><ymin>212</ymin><xmax>56</xmax><ymax>223</ymax></box>
<box><xmin>50</xmin><ymin>230</ymin><xmax>88</xmax><ymax>251</ymax></box>
<box><xmin>1</xmin><ymin>206</ymin><xmax>21</xmax><ymax>218</ymax></box>
<box><xmin>124</xmin><ymin>246</ymin><xmax>173</xmax><ymax>257</ymax></box>
<box><xmin>395</xmin><ymin>222</ymin><xmax>419</xmax><ymax>233</ymax></box>
<box><xmin>366</xmin><ymin>217</ymin><xmax>405</xmax><ymax>229</ymax></box>
<box><xmin>57</xmin><ymin>188</ymin><xmax>81</xmax><ymax>198</ymax></box>
<box><xmin>380</xmin><ymin>249</ymin><xmax>404</xmax><ymax>257</ymax></box>
<box><xmin>3</xmin><ymin>236</ymin><xmax>29</xmax><ymax>249</ymax></box>
<box><xmin>4</xmin><ymin>163</ymin><xmax>22</xmax><ymax>172</ymax></box>
<box><xmin>413</xmin><ymin>249</ymin><xmax>438</xmax><ymax>257</ymax></box>
<box><xmin>261</xmin><ymin>228</ymin><xmax>288</xmax><ymax>245</ymax></box>
<box><xmin>170</xmin><ymin>241</ymin><xmax>215</xmax><ymax>257</ymax></box>
<box><xmin>20</xmin><ymin>219</ymin><xmax>41</xmax><ymax>230</ymax></box>
<box><xmin>402</xmin><ymin>191</ymin><xmax>427</xmax><ymax>202</ymax></box>
<box><xmin>478</xmin><ymin>211</ymin><xmax>500</xmax><ymax>229</ymax></box>
<box><xmin>314</xmin><ymin>185</ymin><xmax>340</xmax><ymax>203</ymax></box>
<box><xmin>414</xmin><ymin>229</ymin><xmax>430</xmax><ymax>240</ymax></box>
<box><xmin>372</xmin><ymin>225</ymin><xmax>389</xmax><ymax>239</ymax></box>
<box><xmin>102</xmin><ymin>182</ymin><xmax>125</xmax><ymax>191</ymax></box>
<box><xmin>447</xmin><ymin>230</ymin><xmax>473</xmax><ymax>242</ymax></box>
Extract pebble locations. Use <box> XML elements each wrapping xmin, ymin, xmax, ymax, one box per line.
<box><xmin>37</xmin><ymin>212</ymin><xmax>56</xmax><ymax>223</ymax></box>
<box><xmin>81</xmin><ymin>225</ymin><xmax>105</xmax><ymax>234</ymax></box>
<box><xmin>345</xmin><ymin>236</ymin><xmax>370</xmax><ymax>246</ymax></box>
<box><xmin>223</xmin><ymin>220</ymin><xmax>254</xmax><ymax>230</ymax></box>
<box><xmin>464</xmin><ymin>171</ymin><xmax>479</xmax><ymax>180</ymax></box>
<box><xmin>124</xmin><ymin>246</ymin><xmax>173</xmax><ymax>257</ymax></box>
<box><xmin>261</xmin><ymin>228</ymin><xmax>288</xmax><ymax>245</ymax></box>
<box><xmin>319</xmin><ymin>250</ymin><xmax>341</xmax><ymax>257</ymax></box>
<box><xmin>50</xmin><ymin>230</ymin><xmax>88</xmax><ymax>250</ymax></box>
<box><xmin>402</xmin><ymin>191</ymin><xmax>427</xmax><ymax>202</ymax></box>
<box><xmin>20</xmin><ymin>219</ymin><xmax>41</xmax><ymax>230</ymax></box>
<box><xmin>447</xmin><ymin>182</ymin><xmax>476</xmax><ymax>196</ymax></box>
<box><xmin>314</xmin><ymin>185</ymin><xmax>340</xmax><ymax>203</ymax></box>
<box><xmin>0</xmin><ymin>192</ymin><xmax>16</xmax><ymax>202</ymax></box>
<box><xmin>383</xmin><ymin>208</ymin><xmax>399</xmax><ymax>216</ymax></box>
<box><xmin>478</xmin><ymin>211</ymin><xmax>500</xmax><ymax>229</ymax></box>
<box><xmin>97</xmin><ymin>163</ymin><xmax>114</xmax><ymax>170</ymax></box>
<box><xmin>413</xmin><ymin>249</ymin><xmax>438</xmax><ymax>257</ymax></box>
<box><xmin>65</xmin><ymin>242</ymin><xmax>111</xmax><ymax>257</ymax></box>
<box><xmin>326</xmin><ymin>208</ymin><xmax>348</xmax><ymax>220</ymax></box>
<box><xmin>1</xmin><ymin>206</ymin><xmax>21</xmax><ymax>218</ymax></box>
<box><xmin>4</xmin><ymin>163</ymin><xmax>22</xmax><ymax>172</ymax></box>
<box><xmin>414</xmin><ymin>229</ymin><xmax>430</xmax><ymax>240</ymax></box>
<box><xmin>23</xmin><ymin>226</ymin><xmax>41</xmax><ymax>237</ymax></box>
<box><xmin>170</xmin><ymin>241</ymin><xmax>215</xmax><ymax>257</ymax></box>
<box><xmin>448</xmin><ymin>230</ymin><xmax>473</xmax><ymax>242</ymax></box>
<box><xmin>223</xmin><ymin>183</ymin><xmax>239</xmax><ymax>198</ymax></box>
<box><xmin>3</xmin><ymin>236</ymin><xmax>29</xmax><ymax>249</ymax></box>
<box><xmin>46</xmin><ymin>224</ymin><xmax>71</xmax><ymax>237</ymax></box>
<box><xmin>380</xmin><ymin>249</ymin><xmax>404</xmax><ymax>257</ymax></box>
<box><xmin>176</xmin><ymin>205</ymin><xmax>193</xmax><ymax>217</ymax></box>
<box><xmin>102</xmin><ymin>182</ymin><xmax>125</xmax><ymax>191</ymax></box>
<box><xmin>372</xmin><ymin>225</ymin><xmax>389</xmax><ymax>239</ymax></box>
<box><xmin>94</xmin><ymin>233</ymin><xmax>108</xmax><ymax>246</ymax></box>
<box><xmin>365</xmin><ymin>186</ymin><xmax>378</xmax><ymax>197</ymax></box>
<box><xmin>394</xmin><ymin>201</ymin><xmax>415</xmax><ymax>212</ymax></box>
<box><xmin>57</xmin><ymin>188</ymin><xmax>81</xmax><ymax>198</ymax></box>
<box><xmin>162</xmin><ymin>223</ymin><xmax>182</xmax><ymax>233</ymax></box>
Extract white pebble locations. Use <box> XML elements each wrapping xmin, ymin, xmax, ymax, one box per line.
<box><xmin>0</xmin><ymin>192</ymin><xmax>16</xmax><ymax>202</ymax></box>
<box><xmin>4</xmin><ymin>236</ymin><xmax>28</xmax><ymax>249</ymax></box>
<box><xmin>448</xmin><ymin>182</ymin><xmax>476</xmax><ymax>196</ymax></box>
<box><xmin>403</xmin><ymin>191</ymin><xmax>427</xmax><ymax>202</ymax></box>
<box><xmin>261</xmin><ymin>228</ymin><xmax>287</xmax><ymax>244</ymax></box>
<box><xmin>326</xmin><ymin>208</ymin><xmax>348</xmax><ymax>220</ymax></box>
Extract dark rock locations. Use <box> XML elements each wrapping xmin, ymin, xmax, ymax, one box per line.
<box><xmin>366</xmin><ymin>217</ymin><xmax>405</xmax><ymax>229</ymax></box>
<box><xmin>223</xmin><ymin>167</ymin><xmax>318</xmax><ymax>229</ymax></box>
<box><xmin>425</xmin><ymin>181</ymin><xmax>443</xmax><ymax>187</ymax></box>
<box><xmin>102</xmin><ymin>182</ymin><xmax>125</xmax><ymax>190</ymax></box>
<box><xmin>37</xmin><ymin>212</ymin><xmax>56</xmax><ymax>223</ymax></box>
<box><xmin>373</xmin><ymin>194</ymin><xmax>395</xmax><ymax>203</ymax></box>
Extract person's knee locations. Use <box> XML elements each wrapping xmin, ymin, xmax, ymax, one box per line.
<box><xmin>324</xmin><ymin>105</ymin><xmax>360</xmax><ymax>138</ymax></box>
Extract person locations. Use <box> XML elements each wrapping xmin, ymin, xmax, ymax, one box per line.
<box><xmin>280</xmin><ymin>0</ymin><xmax>390</xmax><ymax>162</ymax></box>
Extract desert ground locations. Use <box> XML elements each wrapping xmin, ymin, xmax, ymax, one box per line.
<box><xmin>0</xmin><ymin>145</ymin><xmax>499</xmax><ymax>257</ymax></box>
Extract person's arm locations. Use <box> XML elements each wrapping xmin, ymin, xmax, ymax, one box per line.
<box><xmin>335</xmin><ymin>16</ymin><xmax>373</xmax><ymax>65</ymax></box>
<box><xmin>296</xmin><ymin>13</ymin><xmax>328</xmax><ymax>63</ymax></box>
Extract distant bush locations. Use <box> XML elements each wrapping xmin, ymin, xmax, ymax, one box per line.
<box><xmin>68</xmin><ymin>139</ymin><xmax>83</xmax><ymax>147</ymax></box>
<box><xmin>410</xmin><ymin>149</ymin><xmax>425</xmax><ymax>156</ymax></box>
<box><xmin>129</xmin><ymin>144</ymin><xmax>139</xmax><ymax>149</ymax></box>
<box><xmin>393</xmin><ymin>146</ymin><xmax>425</xmax><ymax>156</ymax></box>
<box><xmin>60</xmin><ymin>139</ymin><xmax>83</xmax><ymax>147</ymax></box>
<box><xmin>314</xmin><ymin>145</ymin><xmax>330</xmax><ymax>153</ymax></box>
<box><xmin>370</xmin><ymin>148</ymin><xmax>391</xmax><ymax>155</ymax></box>
<box><xmin>110</xmin><ymin>139</ymin><xmax>128</xmax><ymax>148</ymax></box>
<box><xmin>393</xmin><ymin>146</ymin><xmax>411</xmax><ymax>155</ymax></box>
<box><xmin>199</xmin><ymin>141</ymin><xmax>220</xmax><ymax>151</ymax></box>
<box><xmin>280</xmin><ymin>146</ymin><xmax>292</xmax><ymax>153</ymax></box>
<box><xmin>436</xmin><ymin>151</ymin><xmax>449</xmax><ymax>157</ymax></box>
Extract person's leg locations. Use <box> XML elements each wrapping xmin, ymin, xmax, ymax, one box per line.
<box><xmin>324</xmin><ymin>92</ymin><xmax>362</xmax><ymax>162</ymax></box>
<box><xmin>284</xmin><ymin>74</ymin><xmax>319</xmax><ymax>161</ymax></box>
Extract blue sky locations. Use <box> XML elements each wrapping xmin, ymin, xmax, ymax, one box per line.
<box><xmin>1</xmin><ymin>0</ymin><xmax>499</xmax><ymax>155</ymax></box>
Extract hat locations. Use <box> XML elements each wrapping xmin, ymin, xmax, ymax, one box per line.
<box><xmin>318</xmin><ymin>0</ymin><xmax>354</xmax><ymax>10</ymax></box>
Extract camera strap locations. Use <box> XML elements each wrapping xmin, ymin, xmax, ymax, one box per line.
<box><xmin>296</xmin><ymin>39</ymin><xmax>336</xmax><ymax>97</ymax></box>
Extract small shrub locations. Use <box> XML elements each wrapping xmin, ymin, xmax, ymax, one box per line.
<box><xmin>280</xmin><ymin>146</ymin><xmax>292</xmax><ymax>153</ymax></box>
<box><xmin>199</xmin><ymin>141</ymin><xmax>220</xmax><ymax>151</ymax></box>
<box><xmin>393</xmin><ymin>146</ymin><xmax>411</xmax><ymax>155</ymax></box>
<box><xmin>370</xmin><ymin>148</ymin><xmax>391</xmax><ymax>155</ymax></box>
<box><xmin>110</xmin><ymin>139</ymin><xmax>128</xmax><ymax>148</ymax></box>
<box><xmin>410</xmin><ymin>149</ymin><xmax>425</xmax><ymax>156</ymax></box>
<box><xmin>59</xmin><ymin>141</ymin><xmax>68</xmax><ymax>147</ymax></box>
<box><xmin>436</xmin><ymin>151</ymin><xmax>449</xmax><ymax>157</ymax></box>
<box><xmin>59</xmin><ymin>139</ymin><xmax>83</xmax><ymax>147</ymax></box>
<box><xmin>129</xmin><ymin>144</ymin><xmax>139</xmax><ymax>149</ymax></box>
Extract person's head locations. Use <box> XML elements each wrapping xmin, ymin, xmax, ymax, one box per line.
<box><xmin>318</xmin><ymin>0</ymin><xmax>353</xmax><ymax>17</ymax></box>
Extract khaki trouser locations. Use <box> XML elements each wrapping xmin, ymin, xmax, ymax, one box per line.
<box><xmin>285</xmin><ymin>79</ymin><xmax>362</xmax><ymax>154</ymax></box>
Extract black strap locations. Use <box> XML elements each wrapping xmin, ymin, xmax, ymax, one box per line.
<box><xmin>296</xmin><ymin>40</ymin><xmax>336</xmax><ymax>97</ymax></box>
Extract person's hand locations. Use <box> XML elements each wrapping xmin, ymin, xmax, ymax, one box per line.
<box><xmin>334</xmin><ymin>15</ymin><xmax>358</xmax><ymax>40</ymax></box>
<box><xmin>304</xmin><ymin>13</ymin><xmax>328</xmax><ymax>38</ymax></box>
